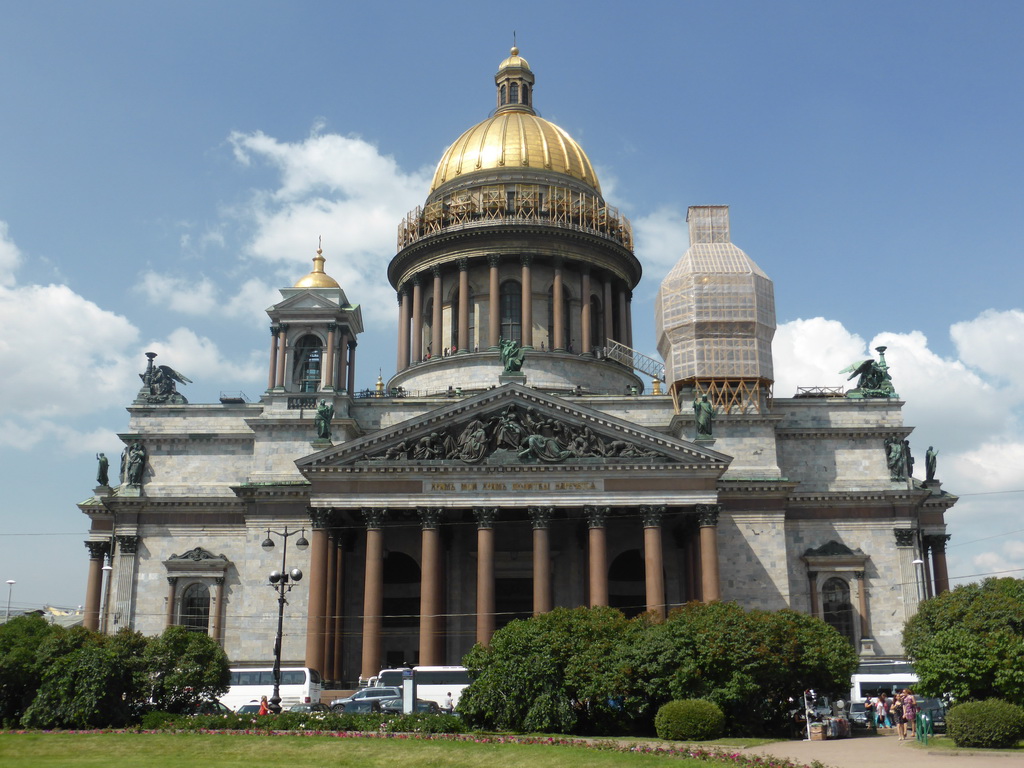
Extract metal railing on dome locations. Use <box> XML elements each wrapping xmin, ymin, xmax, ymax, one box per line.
<box><xmin>397</xmin><ymin>185</ymin><xmax>633</xmax><ymax>251</ymax></box>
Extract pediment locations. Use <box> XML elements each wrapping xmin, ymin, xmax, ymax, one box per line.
<box><xmin>268</xmin><ymin>290</ymin><xmax>344</xmax><ymax>312</ymax></box>
<box><xmin>298</xmin><ymin>384</ymin><xmax>730</xmax><ymax>471</ymax></box>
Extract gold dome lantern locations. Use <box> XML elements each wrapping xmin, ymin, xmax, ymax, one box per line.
<box><xmin>294</xmin><ymin>247</ymin><xmax>341</xmax><ymax>289</ymax></box>
<box><xmin>429</xmin><ymin>47</ymin><xmax>601</xmax><ymax>196</ymax></box>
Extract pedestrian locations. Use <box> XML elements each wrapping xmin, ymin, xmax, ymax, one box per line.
<box><xmin>892</xmin><ymin>693</ymin><xmax>906</xmax><ymax>740</ymax></box>
<box><xmin>258</xmin><ymin>695</ymin><xmax>270</xmax><ymax>715</ymax></box>
<box><xmin>444</xmin><ymin>691</ymin><xmax>454</xmax><ymax>713</ymax></box>
<box><xmin>875</xmin><ymin>692</ymin><xmax>890</xmax><ymax>728</ymax></box>
<box><xmin>902</xmin><ymin>688</ymin><xmax>917</xmax><ymax>736</ymax></box>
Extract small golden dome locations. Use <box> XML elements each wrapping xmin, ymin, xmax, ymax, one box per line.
<box><xmin>498</xmin><ymin>46</ymin><xmax>530</xmax><ymax>71</ymax></box>
<box><xmin>430</xmin><ymin>112</ymin><xmax>601</xmax><ymax>194</ymax></box>
<box><xmin>294</xmin><ymin>249</ymin><xmax>341</xmax><ymax>289</ymax></box>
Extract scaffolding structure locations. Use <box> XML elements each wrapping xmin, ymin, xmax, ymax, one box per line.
<box><xmin>656</xmin><ymin>206</ymin><xmax>776</xmax><ymax>415</ymax></box>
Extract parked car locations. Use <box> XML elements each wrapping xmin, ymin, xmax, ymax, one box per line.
<box><xmin>336</xmin><ymin>698</ymin><xmax>382</xmax><ymax>714</ymax></box>
<box><xmin>236</xmin><ymin>702</ymin><xmax>262</xmax><ymax>714</ymax></box>
<box><xmin>288</xmin><ymin>702</ymin><xmax>331</xmax><ymax>713</ymax></box>
<box><xmin>329</xmin><ymin>686</ymin><xmax>402</xmax><ymax>713</ymax></box>
<box><xmin>379</xmin><ymin>697</ymin><xmax>443</xmax><ymax>715</ymax></box>
<box><xmin>916</xmin><ymin>697</ymin><xmax>946</xmax><ymax>733</ymax></box>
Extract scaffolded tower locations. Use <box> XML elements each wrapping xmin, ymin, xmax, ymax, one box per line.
<box><xmin>655</xmin><ymin>206</ymin><xmax>776</xmax><ymax>413</ymax></box>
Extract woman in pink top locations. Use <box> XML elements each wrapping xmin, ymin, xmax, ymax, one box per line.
<box><xmin>902</xmin><ymin>689</ymin><xmax>917</xmax><ymax>735</ymax></box>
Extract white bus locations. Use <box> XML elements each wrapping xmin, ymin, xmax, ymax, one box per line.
<box><xmin>850</xmin><ymin>660</ymin><xmax>918</xmax><ymax>706</ymax></box>
<box><xmin>220</xmin><ymin>667</ymin><xmax>323</xmax><ymax>711</ymax></box>
<box><xmin>372</xmin><ymin>665</ymin><xmax>470</xmax><ymax>710</ymax></box>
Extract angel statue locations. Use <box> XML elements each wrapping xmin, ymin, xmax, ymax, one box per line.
<box><xmin>136</xmin><ymin>352</ymin><xmax>192</xmax><ymax>404</ymax></box>
<box><xmin>839</xmin><ymin>345</ymin><xmax>895</xmax><ymax>398</ymax></box>
<box><xmin>500</xmin><ymin>337</ymin><xmax>526</xmax><ymax>373</ymax></box>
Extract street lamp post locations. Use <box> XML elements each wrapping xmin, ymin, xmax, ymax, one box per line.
<box><xmin>261</xmin><ymin>526</ymin><xmax>309</xmax><ymax>714</ymax></box>
<box><xmin>5</xmin><ymin>580</ymin><xmax>15</xmax><ymax>621</ymax></box>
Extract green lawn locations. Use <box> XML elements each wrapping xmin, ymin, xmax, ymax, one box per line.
<box><xmin>0</xmin><ymin>732</ymin><xmax>785</xmax><ymax>768</ymax></box>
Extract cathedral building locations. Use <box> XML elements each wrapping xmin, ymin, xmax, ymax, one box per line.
<box><xmin>80</xmin><ymin>48</ymin><xmax>955</xmax><ymax>686</ymax></box>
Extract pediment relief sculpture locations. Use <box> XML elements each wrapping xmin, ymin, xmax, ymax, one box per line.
<box><xmin>368</xmin><ymin>403</ymin><xmax>660</xmax><ymax>465</ymax></box>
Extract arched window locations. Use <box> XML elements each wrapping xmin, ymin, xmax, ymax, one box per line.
<box><xmin>609</xmin><ymin>549</ymin><xmax>645</xmax><ymax>619</ymax></box>
<box><xmin>500</xmin><ymin>280</ymin><xmax>522</xmax><ymax>343</ymax></box>
<box><xmin>500</xmin><ymin>85</ymin><xmax>507</xmax><ymax>105</ymax></box>
<box><xmin>546</xmin><ymin>284</ymin><xmax>572</xmax><ymax>350</ymax></box>
<box><xmin>293</xmin><ymin>334</ymin><xmax>323</xmax><ymax>392</ymax></box>
<box><xmin>509</xmin><ymin>82</ymin><xmax>519</xmax><ymax>104</ymax></box>
<box><xmin>180</xmin><ymin>582</ymin><xmax>210</xmax><ymax>634</ymax></box>
<box><xmin>822</xmin><ymin>577</ymin><xmax>856</xmax><ymax>646</ymax></box>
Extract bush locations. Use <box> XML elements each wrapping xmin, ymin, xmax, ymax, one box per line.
<box><xmin>946</xmin><ymin>699</ymin><xmax>1024</xmax><ymax>749</ymax></box>
<box><xmin>151</xmin><ymin>710</ymin><xmax>465</xmax><ymax>734</ymax></box>
<box><xmin>654</xmin><ymin>699</ymin><xmax>725</xmax><ymax>741</ymax></box>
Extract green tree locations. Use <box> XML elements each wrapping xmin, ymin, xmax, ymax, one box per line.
<box><xmin>619</xmin><ymin>602</ymin><xmax>857</xmax><ymax>735</ymax></box>
<box><xmin>459</xmin><ymin>606</ymin><xmax>630</xmax><ymax>734</ymax></box>
<box><xmin>0</xmin><ymin>614</ymin><xmax>59</xmax><ymax>726</ymax></box>
<box><xmin>144</xmin><ymin>625</ymin><xmax>230</xmax><ymax>713</ymax></box>
<box><xmin>903</xmin><ymin>577</ymin><xmax>1024</xmax><ymax>705</ymax></box>
<box><xmin>22</xmin><ymin>627</ymin><xmax>149</xmax><ymax>729</ymax></box>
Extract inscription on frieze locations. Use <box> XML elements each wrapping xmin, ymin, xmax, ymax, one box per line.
<box><xmin>425</xmin><ymin>479</ymin><xmax>601</xmax><ymax>493</ymax></box>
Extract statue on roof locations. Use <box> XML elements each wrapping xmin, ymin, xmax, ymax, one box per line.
<box><xmin>840</xmin><ymin>346</ymin><xmax>895</xmax><ymax>398</ymax></box>
<box><xmin>500</xmin><ymin>337</ymin><xmax>525</xmax><ymax>373</ymax></box>
<box><xmin>95</xmin><ymin>453</ymin><xmax>109</xmax><ymax>486</ymax></box>
<box><xmin>136</xmin><ymin>352</ymin><xmax>191</xmax><ymax>405</ymax></box>
<box><xmin>315</xmin><ymin>399</ymin><xmax>334</xmax><ymax>441</ymax></box>
<box><xmin>926</xmin><ymin>446</ymin><xmax>938</xmax><ymax>482</ymax></box>
<box><xmin>693</xmin><ymin>394</ymin><xmax>714</xmax><ymax>437</ymax></box>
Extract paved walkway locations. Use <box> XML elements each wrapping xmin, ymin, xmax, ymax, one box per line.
<box><xmin>740</xmin><ymin>731</ymin><xmax>1024</xmax><ymax>768</ymax></box>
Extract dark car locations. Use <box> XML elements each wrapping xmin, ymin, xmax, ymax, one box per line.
<box><xmin>288</xmin><ymin>702</ymin><xmax>331</xmax><ymax>713</ymax></box>
<box><xmin>379</xmin><ymin>697</ymin><xmax>443</xmax><ymax>715</ymax></box>
<box><xmin>337</xmin><ymin>698</ymin><xmax>382</xmax><ymax>714</ymax></box>
<box><xmin>329</xmin><ymin>686</ymin><xmax>402</xmax><ymax>713</ymax></box>
<box><xmin>915</xmin><ymin>697</ymin><xmax>946</xmax><ymax>733</ymax></box>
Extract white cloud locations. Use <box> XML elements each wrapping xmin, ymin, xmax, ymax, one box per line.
<box><xmin>0</xmin><ymin>282</ymin><xmax>140</xmax><ymax>427</ymax></box>
<box><xmin>771</xmin><ymin>317</ymin><xmax>866</xmax><ymax>396</ymax></box>
<box><xmin>951</xmin><ymin>309</ymin><xmax>1024</xmax><ymax>386</ymax></box>
<box><xmin>226</xmin><ymin>127</ymin><xmax>433</xmax><ymax>324</ymax></box>
<box><xmin>632</xmin><ymin>206</ymin><xmax>689</xmax><ymax>280</ymax></box>
<box><xmin>144</xmin><ymin>327</ymin><xmax>264</xmax><ymax>391</ymax></box>
<box><xmin>138</xmin><ymin>271</ymin><xmax>220</xmax><ymax>315</ymax></box>
<box><xmin>0</xmin><ymin>221</ymin><xmax>22</xmax><ymax>286</ymax></box>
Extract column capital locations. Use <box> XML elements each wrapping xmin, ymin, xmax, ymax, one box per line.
<box><xmin>412</xmin><ymin>273</ymin><xmax>422</xmax><ymax>286</ymax></box>
<box><xmin>167</xmin><ymin>576</ymin><xmax>178</xmax><ymax>586</ymax></box>
<box><xmin>641</xmin><ymin>504</ymin><xmax>667</xmax><ymax>527</ymax></box>
<box><xmin>584</xmin><ymin>505</ymin><xmax>611</xmax><ymax>528</ymax></box>
<box><xmin>853</xmin><ymin>570</ymin><xmax>866</xmax><ymax>581</ymax></box>
<box><xmin>308</xmin><ymin>506</ymin><xmax>334</xmax><ymax>529</ymax></box>
<box><xmin>519</xmin><ymin>254</ymin><xmax>533</xmax><ymax>267</ymax></box>
<box><xmin>893</xmin><ymin>528</ymin><xmax>916</xmax><ymax>547</ymax></box>
<box><xmin>528</xmin><ymin>506</ymin><xmax>554</xmax><ymax>529</ymax></box>
<box><xmin>457</xmin><ymin>257</ymin><xmax>469</xmax><ymax>272</ymax></box>
<box><xmin>418</xmin><ymin>507</ymin><xmax>444</xmax><ymax>530</ymax></box>
<box><xmin>923</xmin><ymin>533</ymin><xmax>951</xmax><ymax>552</ymax></box>
<box><xmin>278</xmin><ymin>322</ymin><xmax>289</xmax><ymax>333</ymax></box>
<box><xmin>362</xmin><ymin>507</ymin><xmax>387</xmax><ymax>530</ymax></box>
<box><xmin>116</xmin><ymin>534</ymin><xmax>139</xmax><ymax>554</ymax></box>
<box><xmin>327</xmin><ymin>322</ymin><xmax>338</xmax><ymax>333</ymax></box>
<box><xmin>431</xmin><ymin>264</ymin><xmax>443</xmax><ymax>278</ymax></box>
<box><xmin>552</xmin><ymin>255</ymin><xmax>564</xmax><ymax>269</ymax></box>
<box><xmin>270</xmin><ymin>324</ymin><xmax>280</xmax><ymax>336</ymax></box>
<box><xmin>85</xmin><ymin>540</ymin><xmax>109</xmax><ymax>560</ymax></box>
<box><xmin>214</xmin><ymin>576</ymin><xmax>225</xmax><ymax>586</ymax></box>
<box><xmin>806</xmin><ymin>570</ymin><xmax>818</xmax><ymax>580</ymax></box>
<box><xmin>696</xmin><ymin>504</ymin><xmax>720</xmax><ymax>527</ymax></box>
<box><xmin>487</xmin><ymin>253</ymin><xmax>501</xmax><ymax>268</ymax></box>
<box><xmin>474</xmin><ymin>507</ymin><xmax>499</xmax><ymax>529</ymax></box>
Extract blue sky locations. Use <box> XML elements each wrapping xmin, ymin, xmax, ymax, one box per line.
<box><xmin>2</xmin><ymin>1</ymin><xmax>1023</xmax><ymax>612</ymax></box>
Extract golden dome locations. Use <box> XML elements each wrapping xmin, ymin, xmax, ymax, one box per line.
<box><xmin>294</xmin><ymin>249</ymin><xmax>340</xmax><ymax>289</ymax></box>
<box><xmin>429</xmin><ymin>112</ymin><xmax>601</xmax><ymax>194</ymax></box>
<box><xmin>498</xmin><ymin>45</ymin><xmax>529</xmax><ymax>70</ymax></box>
